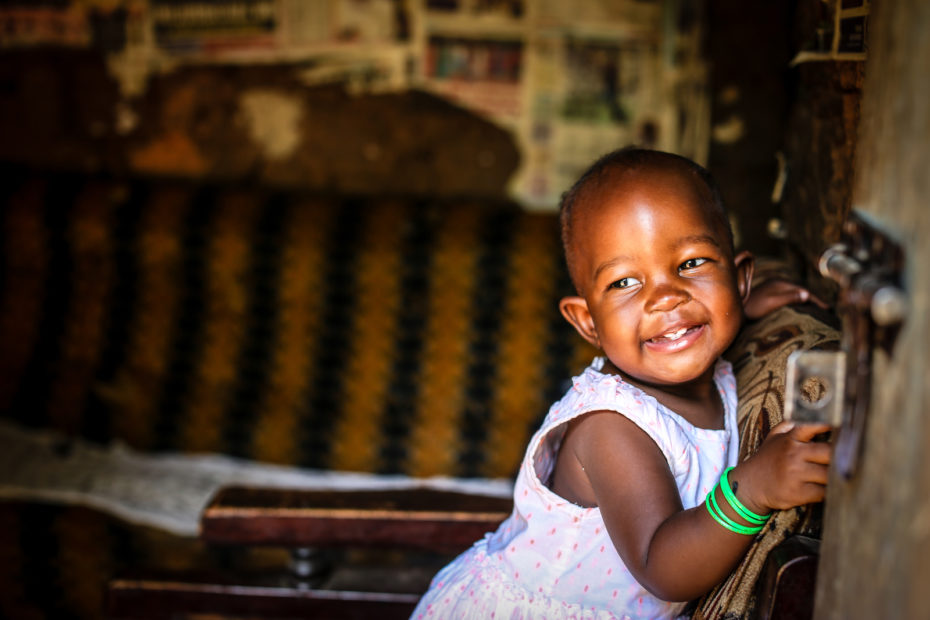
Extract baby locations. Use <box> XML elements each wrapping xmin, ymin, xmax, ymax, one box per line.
<box><xmin>411</xmin><ymin>148</ymin><xmax>831</xmax><ymax>619</ymax></box>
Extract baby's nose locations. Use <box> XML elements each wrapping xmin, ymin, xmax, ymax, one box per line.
<box><xmin>645</xmin><ymin>283</ymin><xmax>691</xmax><ymax>312</ymax></box>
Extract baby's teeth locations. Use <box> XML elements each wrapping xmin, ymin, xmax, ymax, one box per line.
<box><xmin>664</xmin><ymin>327</ymin><xmax>687</xmax><ymax>340</ymax></box>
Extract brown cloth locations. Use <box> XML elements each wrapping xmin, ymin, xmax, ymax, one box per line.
<box><xmin>691</xmin><ymin>303</ymin><xmax>839</xmax><ymax>619</ymax></box>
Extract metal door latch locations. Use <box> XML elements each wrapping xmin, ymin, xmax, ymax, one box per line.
<box><xmin>784</xmin><ymin>210</ymin><xmax>907</xmax><ymax>478</ymax></box>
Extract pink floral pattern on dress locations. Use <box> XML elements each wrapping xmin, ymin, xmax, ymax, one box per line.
<box><xmin>411</xmin><ymin>358</ymin><xmax>739</xmax><ymax>620</ymax></box>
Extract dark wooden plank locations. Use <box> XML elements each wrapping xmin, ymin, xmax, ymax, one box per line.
<box><xmin>201</xmin><ymin>487</ymin><xmax>512</xmax><ymax>552</ymax></box>
<box><xmin>108</xmin><ymin>573</ymin><xmax>420</xmax><ymax>620</ymax></box>
<box><xmin>753</xmin><ymin>536</ymin><xmax>818</xmax><ymax>620</ymax></box>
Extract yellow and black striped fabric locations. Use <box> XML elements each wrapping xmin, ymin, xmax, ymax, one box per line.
<box><xmin>0</xmin><ymin>169</ymin><xmax>596</xmax><ymax>479</ymax></box>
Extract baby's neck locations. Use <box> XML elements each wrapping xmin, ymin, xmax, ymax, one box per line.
<box><xmin>602</xmin><ymin>359</ymin><xmax>725</xmax><ymax>430</ymax></box>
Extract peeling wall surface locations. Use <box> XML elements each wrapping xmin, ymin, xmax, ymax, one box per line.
<box><xmin>781</xmin><ymin>61</ymin><xmax>863</xmax><ymax>299</ymax></box>
<box><xmin>706</xmin><ymin>0</ymin><xmax>865</xmax><ymax>267</ymax></box>
<box><xmin>778</xmin><ymin>0</ymin><xmax>865</xmax><ymax>297</ymax></box>
<box><xmin>238</xmin><ymin>89</ymin><xmax>303</xmax><ymax>161</ymax></box>
<box><xmin>0</xmin><ymin>0</ymin><xmax>709</xmax><ymax>208</ymax></box>
<box><xmin>0</xmin><ymin>51</ymin><xmax>519</xmax><ymax>197</ymax></box>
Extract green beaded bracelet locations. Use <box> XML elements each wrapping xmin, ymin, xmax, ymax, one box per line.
<box><xmin>705</xmin><ymin>482</ymin><xmax>764</xmax><ymax>536</ymax></box>
<box><xmin>720</xmin><ymin>467</ymin><xmax>771</xmax><ymax>525</ymax></box>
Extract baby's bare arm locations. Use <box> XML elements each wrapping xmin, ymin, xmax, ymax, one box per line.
<box><xmin>557</xmin><ymin>412</ymin><xmax>831</xmax><ymax>602</ymax></box>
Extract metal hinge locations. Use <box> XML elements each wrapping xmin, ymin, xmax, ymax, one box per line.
<box><xmin>784</xmin><ymin>210</ymin><xmax>907</xmax><ymax>478</ymax></box>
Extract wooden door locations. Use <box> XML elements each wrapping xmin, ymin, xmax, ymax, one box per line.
<box><xmin>814</xmin><ymin>1</ymin><xmax>930</xmax><ymax>618</ymax></box>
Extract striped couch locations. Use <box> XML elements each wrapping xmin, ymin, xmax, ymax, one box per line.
<box><xmin>0</xmin><ymin>169</ymin><xmax>596</xmax><ymax>476</ymax></box>
<box><xmin>0</xmin><ymin>168</ymin><xmax>595</xmax><ymax>617</ymax></box>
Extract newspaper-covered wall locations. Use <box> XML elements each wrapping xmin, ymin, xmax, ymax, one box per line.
<box><xmin>0</xmin><ymin>0</ymin><xmax>712</xmax><ymax>211</ymax></box>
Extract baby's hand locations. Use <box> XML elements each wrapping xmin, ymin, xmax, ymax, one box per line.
<box><xmin>744</xmin><ymin>279</ymin><xmax>828</xmax><ymax>320</ymax></box>
<box><xmin>729</xmin><ymin>421</ymin><xmax>832</xmax><ymax>514</ymax></box>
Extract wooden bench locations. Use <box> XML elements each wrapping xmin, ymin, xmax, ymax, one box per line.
<box><xmin>109</xmin><ymin>487</ymin><xmax>512</xmax><ymax>619</ymax></box>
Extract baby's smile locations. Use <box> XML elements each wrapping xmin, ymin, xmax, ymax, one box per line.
<box><xmin>655</xmin><ymin>326</ymin><xmax>690</xmax><ymax>341</ymax></box>
<box><xmin>644</xmin><ymin>324</ymin><xmax>706</xmax><ymax>354</ymax></box>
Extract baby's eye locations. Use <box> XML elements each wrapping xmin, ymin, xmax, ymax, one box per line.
<box><xmin>679</xmin><ymin>258</ymin><xmax>708</xmax><ymax>271</ymax></box>
<box><xmin>609</xmin><ymin>277</ymin><xmax>640</xmax><ymax>290</ymax></box>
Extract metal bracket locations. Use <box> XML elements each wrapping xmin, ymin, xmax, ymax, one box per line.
<box><xmin>784</xmin><ymin>350</ymin><xmax>845</xmax><ymax>427</ymax></box>
<box><xmin>784</xmin><ymin>210</ymin><xmax>907</xmax><ymax>478</ymax></box>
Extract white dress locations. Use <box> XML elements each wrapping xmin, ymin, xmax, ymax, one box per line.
<box><xmin>411</xmin><ymin>357</ymin><xmax>739</xmax><ymax>620</ymax></box>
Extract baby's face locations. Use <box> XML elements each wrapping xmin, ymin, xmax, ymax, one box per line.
<box><xmin>565</xmin><ymin>168</ymin><xmax>750</xmax><ymax>388</ymax></box>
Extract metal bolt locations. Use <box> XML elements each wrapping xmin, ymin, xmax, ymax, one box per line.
<box><xmin>819</xmin><ymin>244</ymin><xmax>862</xmax><ymax>286</ymax></box>
<box><xmin>871</xmin><ymin>286</ymin><xmax>908</xmax><ymax>325</ymax></box>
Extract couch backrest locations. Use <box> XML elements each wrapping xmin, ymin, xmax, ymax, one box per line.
<box><xmin>0</xmin><ymin>170</ymin><xmax>595</xmax><ymax>479</ymax></box>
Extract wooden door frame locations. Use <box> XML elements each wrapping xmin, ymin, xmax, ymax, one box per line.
<box><xmin>814</xmin><ymin>1</ymin><xmax>930</xmax><ymax>618</ymax></box>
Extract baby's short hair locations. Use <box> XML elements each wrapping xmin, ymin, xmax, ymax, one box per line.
<box><xmin>559</xmin><ymin>147</ymin><xmax>733</xmax><ymax>293</ymax></box>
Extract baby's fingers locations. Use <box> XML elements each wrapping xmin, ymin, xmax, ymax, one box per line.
<box><xmin>803</xmin><ymin>460</ymin><xmax>830</xmax><ymax>498</ymax></box>
<box><xmin>768</xmin><ymin>420</ymin><xmax>796</xmax><ymax>437</ymax></box>
<box><xmin>789</xmin><ymin>422</ymin><xmax>833</xmax><ymax>443</ymax></box>
<box><xmin>781</xmin><ymin>462</ymin><xmax>830</xmax><ymax>507</ymax></box>
<box><xmin>799</xmin><ymin>479</ymin><xmax>828</xmax><ymax>504</ymax></box>
<box><xmin>804</xmin><ymin>441</ymin><xmax>833</xmax><ymax>466</ymax></box>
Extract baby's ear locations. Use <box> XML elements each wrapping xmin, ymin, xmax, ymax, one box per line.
<box><xmin>559</xmin><ymin>296</ymin><xmax>600</xmax><ymax>349</ymax></box>
<box><xmin>733</xmin><ymin>250</ymin><xmax>755</xmax><ymax>305</ymax></box>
